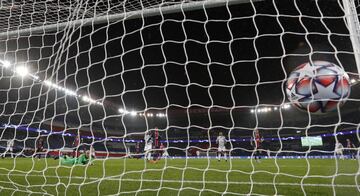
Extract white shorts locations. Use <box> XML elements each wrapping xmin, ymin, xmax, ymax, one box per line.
<box><xmin>6</xmin><ymin>147</ymin><xmax>13</xmax><ymax>152</ymax></box>
<box><xmin>218</xmin><ymin>146</ymin><xmax>226</xmax><ymax>152</ymax></box>
<box><xmin>162</xmin><ymin>151</ymin><xmax>169</xmax><ymax>157</ymax></box>
<box><xmin>335</xmin><ymin>149</ymin><xmax>343</xmax><ymax>154</ymax></box>
<box><xmin>144</xmin><ymin>144</ymin><xmax>152</xmax><ymax>152</ymax></box>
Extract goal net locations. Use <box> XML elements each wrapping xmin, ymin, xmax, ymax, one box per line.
<box><xmin>0</xmin><ymin>0</ymin><xmax>359</xmax><ymax>195</ymax></box>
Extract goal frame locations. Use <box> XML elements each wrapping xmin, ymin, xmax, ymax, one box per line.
<box><xmin>343</xmin><ymin>0</ymin><xmax>360</xmax><ymax>77</ymax></box>
<box><xmin>0</xmin><ymin>0</ymin><xmax>263</xmax><ymax>39</ymax></box>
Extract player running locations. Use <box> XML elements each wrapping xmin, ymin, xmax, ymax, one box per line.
<box><xmin>72</xmin><ymin>134</ymin><xmax>80</xmax><ymax>158</ymax></box>
<box><xmin>153</xmin><ymin>128</ymin><xmax>162</xmax><ymax>160</ymax></box>
<box><xmin>144</xmin><ymin>130</ymin><xmax>154</xmax><ymax>162</ymax></box>
<box><xmin>251</xmin><ymin>129</ymin><xmax>262</xmax><ymax>163</ymax></box>
<box><xmin>35</xmin><ymin>137</ymin><xmax>44</xmax><ymax>159</ymax></box>
<box><xmin>161</xmin><ymin>143</ymin><xmax>169</xmax><ymax>159</ymax></box>
<box><xmin>335</xmin><ymin>141</ymin><xmax>344</xmax><ymax>160</ymax></box>
<box><xmin>346</xmin><ymin>139</ymin><xmax>356</xmax><ymax>160</ymax></box>
<box><xmin>2</xmin><ymin>139</ymin><xmax>14</xmax><ymax>158</ymax></box>
<box><xmin>133</xmin><ymin>142</ymin><xmax>141</xmax><ymax>159</ymax></box>
<box><xmin>158</xmin><ymin>143</ymin><xmax>170</xmax><ymax>159</ymax></box>
<box><xmin>216</xmin><ymin>132</ymin><xmax>227</xmax><ymax>162</ymax></box>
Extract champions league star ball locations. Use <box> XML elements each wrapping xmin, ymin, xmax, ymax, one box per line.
<box><xmin>286</xmin><ymin>61</ymin><xmax>350</xmax><ymax>113</ymax></box>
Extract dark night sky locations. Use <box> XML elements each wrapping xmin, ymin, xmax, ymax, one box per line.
<box><xmin>0</xmin><ymin>0</ymin><xmax>359</xmax><ymax>137</ymax></box>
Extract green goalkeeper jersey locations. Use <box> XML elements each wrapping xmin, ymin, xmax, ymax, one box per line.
<box><xmin>60</xmin><ymin>154</ymin><xmax>89</xmax><ymax>165</ymax></box>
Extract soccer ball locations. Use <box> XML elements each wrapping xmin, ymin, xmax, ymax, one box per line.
<box><xmin>286</xmin><ymin>61</ymin><xmax>350</xmax><ymax>113</ymax></box>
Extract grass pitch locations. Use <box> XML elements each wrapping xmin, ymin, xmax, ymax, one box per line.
<box><xmin>0</xmin><ymin>157</ymin><xmax>359</xmax><ymax>195</ymax></box>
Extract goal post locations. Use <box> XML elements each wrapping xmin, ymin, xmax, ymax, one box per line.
<box><xmin>343</xmin><ymin>0</ymin><xmax>360</xmax><ymax>77</ymax></box>
<box><xmin>0</xmin><ymin>0</ymin><xmax>264</xmax><ymax>39</ymax></box>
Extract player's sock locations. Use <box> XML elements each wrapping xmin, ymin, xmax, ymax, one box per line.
<box><xmin>147</xmin><ymin>152</ymin><xmax>151</xmax><ymax>161</ymax></box>
<box><xmin>224</xmin><ymin>153</ymin><xmax>227</xmax><ymax>161</ymax></box>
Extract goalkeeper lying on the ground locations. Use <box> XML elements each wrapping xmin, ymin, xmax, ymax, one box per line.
<box><xmin>60</xmin><ymin>151</ymin><xmax>90</xmax><ymax>165</ymax></box>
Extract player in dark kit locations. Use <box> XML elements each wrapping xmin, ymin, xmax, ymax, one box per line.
<box><xmin>251</xmin><ymin>130</ymin><xmax>263</xmax><ymax>163</ymax></box>
<box><xmin>73</xmin><ymin>134</ymin><xmax>80</xmax><ymax>158</ymax></box>
<box><xmin>346</xmin><ymin>139</ymin><xmax>356</xmax><ymax>159</ymax></box>
<box><xmin>35</xmin><ymin>137</ymin><xmax>44</xmax><ymax>159</ymax></box>
<box><xmin>135</xmin><ymin>142</ymin><xmax>141</xmax><ymax>159</ymax></box>
<box><xmin>153</xmin><ymin>128</ymin><xmax>161</xmax><ymax>160</ymax></box>
<box><xmin>135</xmin><ymin>142</ymin><xmax>141</xmax><ymax>154</ymax></box>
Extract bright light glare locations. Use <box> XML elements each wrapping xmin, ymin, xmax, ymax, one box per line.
<box><xmin>15</xmin><ymin>66</ymin><xmax>29</xmax><ymax>77</ymax></box>
<box><xmin>130</xmin><ymin>111</ymin><xmax>137</xmax><ymax>116</ymax></box>
<box><xmin>119</xmin><ymin>108</ymin><xmax>125</xmax><ymax>113</ymax></box>
<box><xmin>64</xmin><ymin>89</ymin><xmax>77</xmax><ymax>96</ymax></box>
<box><xmin>0</xmin><ymin>60</ymin><xmax>10</xmax><ymax>68</ymax></box>
<box><xmin>80</xmin><ymin>96</ymin><xmax>96</xmax><ymax>104</ymax></box>
<box><xmin>282</xmin><ymin>103</ymin><xmax>291</xmax><ymax>109</ymax></box>
<box><xmin>82</xmin><ymin>96</ymin><xmax>92</xmax><ymax>102</ymax></box>
<box><xmin>44</xmin><ymin>80</ymin><xmax>52</xmax><ymax>86</ymax></box>
<box><xmin>351</xmin><ymin>79</ymin><xmax>356</xmax><ymax>84</ymax></box>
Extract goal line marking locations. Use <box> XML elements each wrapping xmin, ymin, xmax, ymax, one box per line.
<box><xmin>0</xmin><ymin>173</ymin><xmax>358</xmax><ymax>188</ymax></box>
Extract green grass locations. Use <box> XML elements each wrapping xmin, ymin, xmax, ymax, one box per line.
<box><xmin>0</xmin><ymin>158</ymin><xmax>359</xmax><ymax>195</ymax></box>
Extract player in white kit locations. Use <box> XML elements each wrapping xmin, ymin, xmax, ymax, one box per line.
<box><xmin>5</xmin><ymin>139</ymin><xmax>14</xmax><ymax>158</ymax></box>
<box><xmin>144</xmin><ymin>130</ymin><xmax>153</xmax><ymax>161</ymax></box>
<box><xmin>335</xmin><ymin>141</ymin><xmax>344</xmax><ymax>160</ymax></box>
<box><xmin>216</xmin><ymin>132</ymin><xmax>227</xmax><ymax>162</ymax></box>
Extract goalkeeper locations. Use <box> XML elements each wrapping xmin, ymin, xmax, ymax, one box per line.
<box><xmin>60</xmin><ymin>151</ymin><xmax>90</xmax><ymax>165</ymax></box>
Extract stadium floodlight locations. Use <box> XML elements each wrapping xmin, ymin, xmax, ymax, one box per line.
<box><xmin>0</xmin><ymin>60</ymin><xmax>11</xmax><ymax>68</ymax></box>
<box><xmin>82</xmin><ymin>96</ymin><xmax>96</xmax><ymax>104</ymax></box>
<box><xmin>44</xmin><ymin>80</ymin><xmax>78</xmax><ymax>96</ymax></box>
<box><xmin>351</xmin><ymin>79</ymin><xmax>356</xmax><ymax>83</ymax></box>
<box><xmin>282</xmin><ymin>103</ymin><xmax>291</xmax><ymax>109</ymax></box>
<box><xmin>82</xmin><ymin>96</ymin><xmax>89</xmax><ymax>102</ymax></box>
<box><xmin>30</xmin><ymin>74</ymin><xmax>39</xmax><ymax>80</ymax></box>
<box><xmin>44</xmin><ymin>80</ymin><xmax>53</xmax><ymax>87</ymax></box>
<box><xmin>118</xmin><ymin>108</ymin><xmax>125</xmax><ymax>114</ymax></box>
<box><xmin>130</xmin><ymin>111</ymin><xmax>137</xmax><ymax>116</ymax></box>
<box><xmin>250</xmin><ymin>109</ymin><xmax>255</xmax><ymax>113</ymax></box>
<box><xmin>64</xmin><ymin>89</ymin><xmax>77</xmax><ymax>96</ymax></box>
<box><xmin>15</xmin><ymin>65</ymin><xmax>29</xmax><ymax>77</ymax></box>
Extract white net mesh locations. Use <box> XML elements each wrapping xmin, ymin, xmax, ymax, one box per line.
<box><xmin>0</xmin><ymin>0</ymin><xmax>359</xmax><ymax>195</ymax></box>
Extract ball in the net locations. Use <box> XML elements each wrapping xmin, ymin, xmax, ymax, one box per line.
<box><xmin>286</xmin><ymin>61</ymin><xmax>350</xmax><ymax>113</ymax></box>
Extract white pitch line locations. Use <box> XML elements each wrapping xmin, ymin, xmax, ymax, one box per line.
<box><xmin>0</xmin><ymin>173</ymin><xmax>358</xmax><ymax>188</ymax></box>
